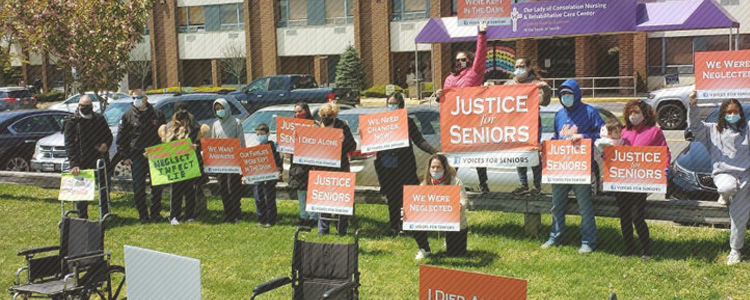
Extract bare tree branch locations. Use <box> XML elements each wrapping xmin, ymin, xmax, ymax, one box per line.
<box><xmin>221</xmin><ymin>41</ymin><xmax>245</xmax><ymax>89</ymax></box>
<box><xmin>128</xmin><ymin>47</ymin><xmax>151</xmax><ymax>89</ymax></box>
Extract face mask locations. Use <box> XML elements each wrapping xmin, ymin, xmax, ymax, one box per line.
<box><xmin>216</xmin><ymin>109</ymin><xmax>227</xmax><ymax>118</ymax></box>
<box><xmin>294</xmin><ymin>112</ymin><xmax>307</xmax><ymax>119</ymax></box>
<box><xmin>514</xmin><ymin>68</ymin><xmax>528</xmax><ymax>79</ymax></box>
<box><xmin>79</xmin><ymin>105</ymin><xmax>93</xmax><ymax>115</ymax></box>
<box><xmin>629</xmin><ymin>113</ymin><xmax>644</xmax><ymax>126</ymax></box>
<box><xmin>322</xmin><ymin>117</ymin><xmax>335</xmax><ymax>126</ymax></box>
<box><xmin>561</xmin><ymin>94</ymin><xmax>575</xmax><ymax>108</ymax></box>
<box><xmin>256</xmin><ymin>135</ymin><xmax>268</xmax><ymax>143</ymax></box>
<box><xmin>430</xmin><ymin>171</ymin><xmax>444</xmax><ymax>180</ymax></box>
<box><xmin>725</xmin><ymin>114</ymin><xmax>741</xmax><ymax>124</ymax></box>
<box><xmin>388</xmin><ymin>104</ymin><xmax>399</xmax><ymax>111</ymax></box>
<box><xmin>133</xmin><ymin>97</ymin><xmax>145</xmax><ymax>108</ymax></box>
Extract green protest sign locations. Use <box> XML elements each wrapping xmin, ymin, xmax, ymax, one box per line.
<box><xmin>146</xmin><ymin>138</ymin><xmax>202</xmax><ymax>186</ymax></box>
<box><xmin>59</xmin><ymin>170</ymin><xmax>96</xmax><ymax>201</ymax></box>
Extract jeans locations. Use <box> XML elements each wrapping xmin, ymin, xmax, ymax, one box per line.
<box><xmin>516</xmin><ymin>163</ymin><xmax>542</xmax><ymax>189</ymax></box>
<box><xmin>319</xmin><ymin>214</ymin><xmax>349</xmax><ymax>235</ymax></box>
<box><xmin>413</xmin><ymin>229</ymin><xmax>468</xmax><ymax>256</ymax></box>
<box><xmin>296</xmin><ymin>189</ymin><xmax>318</xmax><ymax>220</ymax></box>
<box><xmin>170</xmin><ymin>180</ymin><xmax>196</xmax><ymax>220</ymax></box>
<box><xmin>131</xmin><ymin>154</ymin><xmax>163</xmax><ymax>221</ymax></box>
<box><xmin>548</xmin><ymin>184</ymin><xmax>597</xmax><ymax>248</ymax></box>
<box><xmin>217</xmin><ymin>174</ymin><xmax>243</xmax><ymax>222</ymax></box>
<box><xmin>254</xmin><ymin>180</ymin><xmax>278</xmax><ymax>224</ymax></box>
<box><xmin>614</xmin><ymin>192</ymin><xmax>651</xmax><ymax>255</ymax></box>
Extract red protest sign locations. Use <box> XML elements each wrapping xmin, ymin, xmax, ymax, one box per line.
<box><xmin>420</xmin><ymin>265</ymin><xmax>527</xmax><ymax>300</ymax></box>
<box><xmin>306</xmin><ymin>170</ymin><xmax>356</xmax><ymax>215</ymax></box>
<box><xmin>541</xmin><ymin>139</ymin><xmax>592</xmax><ymax>184</ymax></box>
<box><xmin>603</xmin><ymin>146</ymin><xmax>668</xmax><ymax>193</ymax></box>
<box><xmin>238</xmin><ymin>144</ymin><xmax>278</xmax><ymax>184</ymax></box>
<box><xmin>402</xmin><ymin>185</ymin><xmax>461</xmax><ymax>232</ymax></box>
<box><xmin>293</xmin><ymin>126</ymin><xmax>343</xmax><ymax>168</ymax></box>
<box><xmin>695</xmin><ymin>50</ymin><xmax>750</xmax><ymax>99</ymax></box>
<box><xmin>359</xmin><ymin>109</ymin><xmax>409</xmax><ymax>153</ymax></box>
<box><xmin>457</xmin><ymin>0</ymin><xmax>512</xmax><ymax>26</ymax></box>
<box><xmin>276</xmin><ymin>116</ymin><xmax>316</xmax><ymax>153</ymax></box>
<box><xmin>201</xmin><ymin>138</ymin><xmax>241</xmax><ymax>174</ymax></box>
<box><xmin>440</xmin><ymin>84</ymin><xmax>540</xmax><ymax>168</ymax></box>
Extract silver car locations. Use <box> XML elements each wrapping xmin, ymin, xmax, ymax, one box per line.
<box><xmin>49</xmin><ymin>92</ymin><xmax>131</xmax><ymax>114</ymax></box>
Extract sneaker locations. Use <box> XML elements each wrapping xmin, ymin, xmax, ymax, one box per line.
<box><xmin>186</xmin><ymin>218</ymin><xmax>196</xmax><ymax>223</ymax></box>
<box><xmin>541</xmin><ymin>239</ymin><xmax>557</xmax><ymax>249</ymax></box>
<box><xmin>415</xmin><ymin>249</ymin><xmax>432</xmax><ymax>260</ymax></box>
<box><xmin>170</xmin><ymin>218</ymin><xmax>179</xmax><ymax>226</ymax></box>
<box><xmin>641</xmin><ymin>255</ymin><xmax>651</xmax><ymax>262</ymax></box>
<box><xmin>263</xmin><ymin>223</ymin><xmax>272</xmax><ymax>228</ymax></box>
<box><xmin>718</xmin><ymin>195</ymin><xmax>727</xmax><ymax>205</ymax></box>
<box><xmin>727</xmin><ymin>250</ymin><xmax>741</xmax><ymax>265</ymax></box>
<box><xmin>578</xmin><ymin>244</ymin><xmax>594</xmax><ymax>254</ymax></box>
<box><xmin>528</xmin><ymin>187</ymin><xmax>540</xmax><ymax>197</ymax></box>
<box><xmin>480</xmin><ymin>184</ymin><xmax>491</xmax><ymax>194</ymax></box>
<box><xmin>512</xmin><ymin>185</ymin><xmax>530</xmax><ymax>196</ymax></box>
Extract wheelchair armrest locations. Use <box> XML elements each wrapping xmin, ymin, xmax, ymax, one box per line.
<box><xmin>64</xmin><ymin>251</ymin><xmax>108</xmax><ymax>263</ymax></box>
<box><xmin>322</xmin><ymin>281</ymin><xmax>358</xmax><ymax>300</ymax></box>
<box><xmin>251</xmin><ymin>276</ymin><xmax>292</xmax><ymax>299</ymax></box>
<box><xmin>18</xmin><ymin>246</ymin><xmax>60</xmax><ymax>257</ymax></box>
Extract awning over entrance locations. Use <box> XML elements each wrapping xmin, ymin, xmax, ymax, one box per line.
<box><xmin>415</xmin><ymin>0</ymin><xmax>739</xmax><ymax>44</ymax></box>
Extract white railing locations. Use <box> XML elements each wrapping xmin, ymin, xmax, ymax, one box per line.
<box><xmin>486</xmin><ymin>76</ymin><xmax>638</xmax><ymax>97</ymax></box>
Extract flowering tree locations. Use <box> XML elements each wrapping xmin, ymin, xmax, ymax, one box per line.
<box><xmin>2</xmin><ymin>0</ymin><xmax>153</xmax><ymax>105</ymax></box>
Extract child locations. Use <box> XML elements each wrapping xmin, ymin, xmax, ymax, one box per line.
<box><xmin>253</xmin><ymin>123</ymin><xmax>283</xmax><ymax>227</ymax></box>
<box><xmin>595</xmin><ymin>120</ymin><xmax>626</xmax><ymax>152</ymax></box>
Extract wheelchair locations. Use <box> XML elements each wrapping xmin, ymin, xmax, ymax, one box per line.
<box><xmin>251</xmin><ymin>228</ymin><xmax>361</xmax><ymax>300</ymax></box>
<box><xmin>8</xmin><ymin>212</ymin><xmax>126</xmax><ymax>300</ymax></box>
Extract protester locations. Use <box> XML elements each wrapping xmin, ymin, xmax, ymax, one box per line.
<box><xmin>505</xmin><ymin>57</ymin><xmax>552</xmax><ymax>196</ymax></box>
<box><xmin>542</xmin><ymin>79</ymin><xmax>604</xmax><ymax>254</ymax></box>
<box><xmin>63</xmin><ymin>94</ymin><xmax>113</xmax><ymax>219</ymax></box>
<box><xmin>210</xmin><ymin>98</ymin><xmax>247</xmax><ymax>223</ymax></box>
<box><xmin>118</xmin><ymin>90</ymin><xmax>166</xmax><ymax>223</ymax></box>
<box><xmin>688</xmin><ymin>92</ymin><xmax>750</xmax><ymax>265</ymax></box>
<box><xmin>253</xmin><ymin>123</ymin><xmax>283</xmax><ymax>228</ymax></box>
<box><xmin>413</xmin><ymin>154</ymin><xmax>469</xmax><ymax>260</ymax></box>
<box><xmin>435</xmin><ymin>21</ymin><xmax>490</xmax><ymax>194</ymax></box>
<box><xmin>374</xmin><ymin>92</ymin><xmax>437</xmax><ymax>236</ymax></box>
<box><xmin>158</xmin><ymin>102</ymin><xmax>203</xmax><ymax>226</ymax></box>
<box><xmin>316</xmin><ymin>102</ymin><xmax>357</xmax><ymax>236</ymax></box>
<box><xmin>287</xmin><ymin>102</ymin><xmax>319</xmax><ymax>227</ymax></box>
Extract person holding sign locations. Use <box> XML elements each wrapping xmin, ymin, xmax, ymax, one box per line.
<box><xmin>435</xmin><ymin>21</ymin><xmax>490</xmax><ymax>194</ymax></box>
<box><xmin>688</xmin><ymin>92</ymin><xmax>750</xmax><ymax>266</ymax></box>
<box><xmin>542</xmin><ymin>79</ymin><xmax>604</xmax><ymax>254</ymax></box>
<box><xmin>210</xmin><ymin>98</ymin><xmax>247</xmax><ymax>223</ymax></box>
<box><xmin>506</xmin><ymin>58</ymin><xmax>552</xmax><ymax>196</ymax></box>
<box><xmin>374</xmin><ymin>92</ymin><xmax>437</xmax><ymax>236</ymax></box>
<box><xmin>287</xmin><ymin>102</ymin><xmax>319</xmax><ymax>227</ymax></box>
<box><xmin>316</xmin><ymin>102</ymin><xmax>357</xmax><ymax>236</ymax></box>
<box><xmin>63</xmin><ymin>94</ymin><xmax>113</xmax><ymax>219</ymax></box>
<box><xmin>412</xmin><ymin>154</ymin><xmax>469</xmax><ymax>260</ymax></box>
<box><xmin>253</xmin><ymin>123</ymin><xmax>283</xmax><ymax>228</ymax></box>
<box><xmin>158</xmin><ymin>102</ymin><xmax>204</xmax><ymax>226</ymax></box>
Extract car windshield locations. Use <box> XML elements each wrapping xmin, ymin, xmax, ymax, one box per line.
<box><xmin>338</xmin><ymin>115</ymin><xmax>360</xmax><ymax>133</ymax></box>
<box><xmin>103</xmin><ymin>102</ymin><xmax>133</xmax><ymax>126</ymax></box>
<box><xmin>706</xmin><ymin>105</ymin><xmax>750</xmax><ymax>122</ymax></box>
<box><xmin>242</xmin><ymin>110</ymin><xmax>295</xmax><ymax>133</ymax></box>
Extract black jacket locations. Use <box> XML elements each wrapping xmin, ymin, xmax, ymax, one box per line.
<box><xmin>117</xmin><ymin>104</ymin><xmax>166</xmax><ymax>158</ymax></box>
<box><xmin>64</xmin><ymin>112</ymin><xmax>113</xmax><ymax>169</ymax></box>
<box><xmin>314</xmin><ymin>118</ymin><xmax>357</xmax><ymax>173</ymax></box>
<box><xmin>261</xmin><ymin>140</ymin><xmax>283</xmax><ymax>174</ymax></box>
<box><xmin>375</xmin><ymin>118</ymin><xmax>437</xmax><ymax>189</ymax></box>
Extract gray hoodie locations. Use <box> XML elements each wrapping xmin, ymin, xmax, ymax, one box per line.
<box><xmin>210</xmin><ymin>98</ymin><xmax>247</xmax><ymax>147</ymax></box>
<box><xmin>688</xmin><ymin>102</ymin><xmax>750</xmax><ymax>178</ymax></box>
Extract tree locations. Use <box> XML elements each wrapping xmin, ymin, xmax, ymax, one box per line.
<box><xmin>335</xmin><ymin>45</ymin><xmax>366</xmax><ymax>90</ymax></box>
<box><xmin>220</xmin><ymin>41</ymin><xmax>245</xmax><ymax>89</ymax></box>
<box><xmin>2</xmin><ymin>0</ymin><xmax>153</xmax><ymax>107</ymax></box>
<box><xmin>128</xmin><ymin>46</ymin><xmax>151</xmax><ymax>89</ymax></box>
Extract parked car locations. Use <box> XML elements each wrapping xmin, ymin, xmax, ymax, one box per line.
<box><xmin>32</xmin><ymin>93</ymin><xmax>250</xmax><ymax>178</ymax></box>
<box><xmin>643</xmin><ymin>84</ymin><xmax>749</xmax><ymax>130</ymax></box>
<box><xmin>48</xmin><ymin>91</ymin><xmax>131</xmax><ymax>113</ymax></box>
<box><xmin>0</xmin><ymin>87</ymin><xmax>36</xmax><ymax>111</ymax></box>
<box><xmin>668</xmin><ymin>104</ymin><xmax>750</xmax><ymax>201</ymax></box>
<box><xmin>229</xmin><ymin>74</ymin><xmax>360</xmax><ymax>115</ymax></box>
<box><xmin>0</xmin><ymin>110</ymin><xmax>72</xmax><ymax>171</ymax></box>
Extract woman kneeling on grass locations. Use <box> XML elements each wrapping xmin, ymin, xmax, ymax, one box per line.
<box><xmin>688</xmin><ymin>92</ymin><xmax>750</xmax><ymax>266</ymax></box>
<box><xmin>413</xmin><ymin>154</ymin><xmax>469</xmax><ymax>260</ymax></box>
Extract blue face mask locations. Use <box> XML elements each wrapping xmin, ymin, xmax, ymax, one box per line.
<box><xmin>216</xmin><ymin>109</ymin><xmax>227</xmax><ymax>118</ymax></box>
<box><xmin>256</xmin><ymin>135</ymin><xmax>268</xmax><ymax>144</ymax></box>
<box><xmin>388</xmin><ymin>104</ymin><xmax>399</xmax><ymax>111</ymax></box>
<box><xmin>561</xmin><ymin>94</ymin><xmax>575</xmax><ymax>108</ymax></box>
<box><xmin>430</xmin><ymin>171</ymin><xmax>444</xmax><ymax>180</ymax></box>
<box><xmin>725</xmin><ymin>114</ymin><xmax>741</xmax><ymax>124</ymax></box>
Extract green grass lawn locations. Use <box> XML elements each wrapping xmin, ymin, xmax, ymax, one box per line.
<box><xmin>1</xmin><ymin>184</ymin><xmax>749</xmax><ymax>299</ymax></box>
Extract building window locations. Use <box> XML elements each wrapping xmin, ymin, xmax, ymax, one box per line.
<box><xmin>278</xmin><ymin>0</ymin><xmax>307</xmax><ymax>27</ymax></box>
<box><xmin>220</xmin><ymin>3</ymin><xmax>244</xmax><ymax>31</ymax></box>
<box><xmin>720</xmin><ymin>0</ymin><xmax>739</xmax><ymax>5</ymax></box>
<box><xmin>179</xmin><ymin>6</ymin><xmax>206</xmax><ymax>33</ymax></box>
<box><xmin>326</xmin><ymin>0</ymin><xmax>354</xmax><ymax>26</ymax></box>
<box><xmin>393</xmin><ymin>0</ymin><xmax>429</xmax><ymax>21</ymax></box>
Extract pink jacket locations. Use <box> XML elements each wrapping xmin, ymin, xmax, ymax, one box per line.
<box><xmin>443</xmin><ymin>32</ymin><xmax>487</xmax><ymax>90</ymax></box>
<box><xmin>621</xmin><ymin>125</ymin><xmax>671</xmax><ymax>164</ymax></box>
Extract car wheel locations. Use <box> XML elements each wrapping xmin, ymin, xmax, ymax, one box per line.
<box><xmin>5</xmin><ymin>157</ymin><xmax>30</xmax><ymax>172</ymax></box>
<box><xmin>657</xmin><ymin>102</ymin><xmax>687</xmax><ymax>130</ymax></box>
<box><xmin>112</xmin><ymin>160</ymin><xmax>132</xmax><ymax>180</ymax></box>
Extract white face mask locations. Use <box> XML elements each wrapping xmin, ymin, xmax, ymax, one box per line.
<box><xmin>629</xmin><ymin>113</ymin><xmax>644</xmax><ymax>126</ymax></box>
<box><xmin>514</xmin><ymin>68</ymin><xmax>528</xmax><ymax>79</ymax></box>
<box><xmin>133</xmin><ymin>97</ymin><xmax>146</xmax><ymax>109</ymax></box>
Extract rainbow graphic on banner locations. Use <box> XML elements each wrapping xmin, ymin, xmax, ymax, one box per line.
<box><xmin>485</xmin><ymin>46</ymin><xmax>516</xmax><ymax>75</ymax></box>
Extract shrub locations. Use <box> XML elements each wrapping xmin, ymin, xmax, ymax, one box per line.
<box><xmin>35</xmin><ymin>92</ymin><xmax>65</xmax><ymax>103</ymax></box>
<box><xmin>362</xmin><ymin>85</ymin><xmax>404</xmax><ymax>98</ymax></box>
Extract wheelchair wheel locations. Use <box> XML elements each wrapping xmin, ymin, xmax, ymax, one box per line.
<box><xmin>81</xmin><ymin>265</ymin><xmax>126</xmax><ymax>300</ymax></box>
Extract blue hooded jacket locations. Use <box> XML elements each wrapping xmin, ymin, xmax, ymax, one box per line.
<box><xmin>552</xmin><ymin>79</ymin><xmax>604</xmax><ymax>141</ymax></box>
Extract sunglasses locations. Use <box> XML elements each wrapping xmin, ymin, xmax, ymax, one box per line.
<box><xmin>456</xmin><ymin>58</ymin><xmax>468</xmax><ymax>62</ymax></box>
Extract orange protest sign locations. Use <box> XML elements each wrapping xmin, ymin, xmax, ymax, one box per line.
<box><xmin>359</xmin><ymin>109</ymin><xmax>409</xmax><ymax>153</ymax></box>
<box><xmin>420</xmin><ymin>265</ymin><xmax>527</xmax><ymax>300</ymax></box>
<box><xmin>238</xmin><ymin>144</ymin><xmax>278</xmax><ymax>184</ymax></box>
<box><xmin>603</xmin><ymin>146</ymin><xmax>668</xmax><ymax>193</ymax></box>
<box><xmin>402</xmin><ymin>185</ymin><xmax>461</xmax><ymax>232</ymax></box>
<box><xmin>276</xmin><ymin>116</ymin><xmax>316</xmax><ymax>153</ymax></box>
<box><xmin>457</xmin><ymin>0</ymin><xmax>512</xmax><ymax>26</ymax></box>
<box><xmin>306</xmin><ymin>171</ymin><xmax>356</xmax><ymax>215</ymax></box>
<box><xmin>202</xmin><ymin>138</ymin><xmax>241</xmax><ymax>174</ymax></box>
<box><xmin>293</xmin><ymin>126</ymin><xmax>343</xmax><ymax>168</ymax></box>
<box><xmin>541</xmin><ymin>139</ymin><xmax>592</xmax><ymax>184</ymax></box>
<box><xmin>695</xmin><ymin>50</ymin><xmax>750</xmax><ymax>99</ymax></box>
<box><xmin>440</xmin><ymin>84</ymin><xmax>539</xmax><ymax>168</ymax></box>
